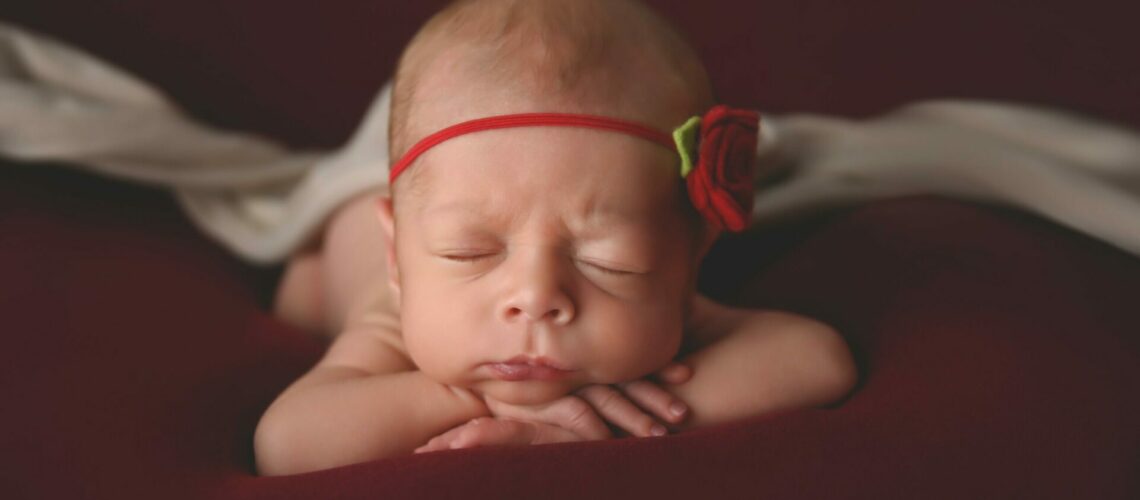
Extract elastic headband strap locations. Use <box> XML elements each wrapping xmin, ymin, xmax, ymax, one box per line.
<box><xmin>389</xmin><ymin>113</ymin><xmax>676</xmax><ymax>183</ymax></box>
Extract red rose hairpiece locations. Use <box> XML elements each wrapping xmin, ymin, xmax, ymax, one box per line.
<box><xmin>389</xmin><ymin>106</ymin><xmax>760</xmax><ymax>232</ymax></box>
<box><xmin>673</xmin><ymin>105</ymin><xmax>760</xmax><ymax>232</ymax></box>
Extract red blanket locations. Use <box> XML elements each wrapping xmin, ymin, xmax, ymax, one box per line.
<box><xmin>1</xmin><ymin>1</ymin><xmax>1137</xmax><ymax>498</ymax></box>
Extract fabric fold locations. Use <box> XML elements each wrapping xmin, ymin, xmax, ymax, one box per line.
<box><xmin>3</xmin><ymin>21</ymin><xmax>1139</xmax><ymax>264</ymax></box>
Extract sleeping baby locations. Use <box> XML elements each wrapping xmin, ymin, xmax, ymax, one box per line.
<box><xmin>255</xmin><ymin>0</ymin><xmax>857</xmax><ymax>475</ymax></box>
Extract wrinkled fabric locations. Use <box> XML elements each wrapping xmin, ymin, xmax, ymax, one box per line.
<box><xmin>3</xmin><ymin>21</ymin><xmax>1139</xmax><ymax>264</ymax></box>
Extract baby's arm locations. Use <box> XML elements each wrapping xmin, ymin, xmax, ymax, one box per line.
<box><xmin>667</xmin><ymin>295</ymin><xmax>858</xmax><ymax>430</ymax></box>
<box><xmin>253</xmin><ymin>325</ymin><xmax>490</xmax><ymax>476</ymax></box>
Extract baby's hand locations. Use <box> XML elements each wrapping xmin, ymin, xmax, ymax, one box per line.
<box><xmin>482</xmin><ymin>361</ymin><xmax>692</xmax><ymax>439</ymax></box>
<box><xmin>414</xmin><ymin>417</ymin><xmax>587</xmax><ymax>453</ymax></box>
<box><xmin>575</xmin><ymin>361</ymin><xmax>693</xmax><ymax>437</ymax></box>
<box><xmin>413</xmin><ymin>362</ymin><xmax>693</xmax><ymax>453</ymax></box>
<box><xmin>414</xmin><ymin>393</ymin><xmax>612</xmax><ymax>453</ymax></box>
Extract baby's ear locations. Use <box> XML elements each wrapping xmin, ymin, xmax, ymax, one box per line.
<box><xmin>376</xmin><ymin>196</ymin><xmax>396</xmax><ymax>239</ymax></box>
<box><xmin>375</xmin><ymin>196</ymin><xmax>401</xmax><ymax>297</ymax></box>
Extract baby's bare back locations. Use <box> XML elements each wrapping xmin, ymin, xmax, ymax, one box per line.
<box><xmin>274</xmin><ymin>189</ymin><xmax>400</xmax><ymax>337</ymax></box>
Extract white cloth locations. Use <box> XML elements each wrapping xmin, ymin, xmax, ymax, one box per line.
<box><xmin>4</xmin><ymin>21</ymin><xmax>1140</xmax><ymax>264</ymax></box>
<box><xmin>0</xmin><ymin>21</ymin><xmax>390</xmax><ymax>264</ymax></box>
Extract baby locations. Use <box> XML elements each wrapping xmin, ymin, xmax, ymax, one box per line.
<box><xmin>256</xmin><ymin>0</ymin><xmax>857</xmax><ymax>475</ymax></box>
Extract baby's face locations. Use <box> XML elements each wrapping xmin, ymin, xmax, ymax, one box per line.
<box><xmin>384</xmin><ymin>124</ymin><xmax>706</xmax><ymax>405</ymax></box>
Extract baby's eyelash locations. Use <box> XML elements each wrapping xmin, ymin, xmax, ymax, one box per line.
<box><xmin>583</xmin><ymin>261</ymin><xmax>635</xmax><ymax>276</ymax></box>
<box><xmin>441</xmin><ymin>254</ymin><xmax>492</xmax><ymax>262</ymax></box>
<box><xmin>440</xmin><ymin>254</ymin><xmax>636</xmax><ymax>276</ymax></box>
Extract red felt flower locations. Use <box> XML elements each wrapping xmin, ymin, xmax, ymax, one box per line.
<box><xmin>685</xmin><ymin>105</ymin><xmax>760</xmax><ymax>232</ymax></box>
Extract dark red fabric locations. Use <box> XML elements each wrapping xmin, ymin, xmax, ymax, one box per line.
<box><xmin>1</xmin><ymin>1</ymin><xmax>1138</xmax><ymax>499</ymax></box>
<box><xmin>3</xmin><ymin>0</ymin><xmax>1138</xmax><ymax>148</ymax></box>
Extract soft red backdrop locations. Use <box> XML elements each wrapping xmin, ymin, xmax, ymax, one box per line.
<box><xmin>1</xmin><ymin>1</ymin><xmax>1137</xmax><ymax>498</ymax></box>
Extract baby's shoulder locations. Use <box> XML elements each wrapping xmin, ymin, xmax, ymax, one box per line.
<box><xmin>683</xmin><ymin>294</ymin><xmax>831</xmax><ymax>350</ymax></box>
<box><xmin>321</xmin><ymin>315</ymin><xmax>413</xmax><ymax>375</ymax></box>
<box><xmin>341</xmin><ymin>275</ymin><xmax>402</xmax><ymax>336</ymax></box>
<box><xmin>327</xmin><ymin>277</ymin><xmax>410</xmax><ymax>373</ymax></box>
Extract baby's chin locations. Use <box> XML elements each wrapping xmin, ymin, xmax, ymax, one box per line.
<box><xmin>472</xmin><ymin>379</ymin><xmax>584</xmax><ymax>406</ymax></box>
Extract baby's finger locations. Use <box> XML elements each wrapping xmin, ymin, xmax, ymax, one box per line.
<box><xmin>527</xmin><ymin>421</ymin><xmax>590</xmax><ymax>445</ymax></box>
<box><xmin>547</xmin><ymin>396</ymin><xmax>613</xmax><ymax>440</ymax></box>
<box><xmin>576</xmin><ymin>384</ymin><xmax>667</xmax><ymax>438</ymax></box>
<box><xmin>444</xmin><ymin>418</ymin><xmax>586</xmax><ymax>448</ymax></box>
<box><xmin>618</xmin><ymin>379</ymin><xmax>689</xmax><ymax>425</ymax></box>
<box><xmin>413</xmin><ymin>442</ymin><xmax>438</xmax><ymax>454</ymax></box>
<box><xmin>655</xmin><ymin>362</ymin><xmax>692</xmax><ymax>385</ymax></box>
<box><xmin>447</xmin><ymin>418</ymin><xmax>536</xmax><ymax>449</ymax></box>
<box><xmin>414</xmin><ymin>426</ymin><xmax>465</xmax><ymax>453</ymax></box>
<box><xmin>484</xmin><ymin>395</ymin><xmax>611</xmax><ymax>441</ymax></box>
<box><xmin>415</xmin><ymin>418</ymin><xmax>529</xmax><ymax>453</ymax></box>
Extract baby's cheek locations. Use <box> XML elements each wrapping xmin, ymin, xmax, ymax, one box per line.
<box><xmin>592</xmin><ymin>311</ymin><xmax>683</xmax><ymax>382</ymax></box>
<box><xmin>400</xmin><ymin>304</ymin><xmax>469</xmax><ymax>382</ymax></box>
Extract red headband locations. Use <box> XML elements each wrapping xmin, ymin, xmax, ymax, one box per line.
<box><xmin>389</xmin><ymin>106</ymin><xmax>760</xmax><ymax>231</ymax></box>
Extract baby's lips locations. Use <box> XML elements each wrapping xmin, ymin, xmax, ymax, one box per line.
<box><xmin>486</xmin><ymin>361</ymin><xmax>574</xmax><ymax>381</ymax></box>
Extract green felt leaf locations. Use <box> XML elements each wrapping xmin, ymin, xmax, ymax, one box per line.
<box><xmin>672</xmin><ymin>116</ymin><xmax>700</xmax><ymax>178</ymax></box>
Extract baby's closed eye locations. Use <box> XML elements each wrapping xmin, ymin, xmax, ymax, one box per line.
<box><xmin>439</xmin><ymin>251</ymin><xmax>642</xmax><ymax>276</ymax></box>
<box><xmin>575</xmin><ymin>257</ymin><xmax>641</xmax><ymax>276</ymax></box>
<box><xmin>439</xmin><ymin>252</ymin><xmax>496</xmax><ymax>262</ymax></box>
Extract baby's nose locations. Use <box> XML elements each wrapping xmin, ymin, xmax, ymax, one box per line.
<box><xmin>497</xmin><ymin>250</ymin><xmax>576</xmax><ymax>325</ymax></box>
<box><xmin>502</xmin><ymin>299</ymin><xmax>573</xmax><ymax>325</ymax></box>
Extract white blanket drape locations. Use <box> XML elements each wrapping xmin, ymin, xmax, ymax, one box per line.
<box><xmin>4</xmin><ymin>21</ymin><xmax>1139</xmax><ymax>265</ymax></box>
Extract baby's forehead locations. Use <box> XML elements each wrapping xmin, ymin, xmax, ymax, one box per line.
<box><xmin>413</xmin><ymin>179</ymin><xmax>674</xmax><ymax>228</ymax></box>
<box><xmin>400</xmin><ymin>40</ymin><xmax>703</xmax><ymax>156</ymax></box>
<box><xmin>429</xmin><ymin>191</ymin><xmax>654</xmax><ymax>222</ymax></box>
<box><xmin>409</xmin><ymin>126</ymin><xmax>677</xmax><ymax>195</ymax></box>
<box><xmin>400</xmin><ymin>177</ymin><xmax>686</xmax><ymax>248</ymax></box>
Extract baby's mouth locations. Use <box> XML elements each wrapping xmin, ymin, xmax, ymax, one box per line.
<box><xmin>485</xmin><ymin>355</ymin><xmax>576</xmax><ymax>381</ymax></box>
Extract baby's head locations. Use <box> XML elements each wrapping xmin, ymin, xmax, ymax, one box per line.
<box><xmin>377</xmin><ymin>0</ymin><xmax>737</xmax><ymax>405</ymax></box>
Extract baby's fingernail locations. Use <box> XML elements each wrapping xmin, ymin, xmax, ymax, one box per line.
<box><xmin>650</xmin><ymin>424</ymin><xmax>667</xmax><ymax>436</ymax></box>
<box><xmin>670</xmin><ymin>402</ymin><xmax>688</xmax><ymax>417</ymax></box>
